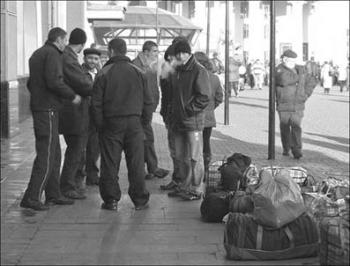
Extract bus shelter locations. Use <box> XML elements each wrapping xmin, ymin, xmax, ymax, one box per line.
<box><xmin>88</xmin><ymin>6</ymin><xmax>202</xmax><ymax>57</ymax></box>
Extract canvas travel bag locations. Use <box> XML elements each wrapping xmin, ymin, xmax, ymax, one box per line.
<box><xmin>200</xmin><ymin>191</ymin><xmax>231</xmax><ymax>223</ymax></box>
<box><xmin>224</xmin><ymin>212</ymin><xmax>319</xmax><ymax>261</ymax></box>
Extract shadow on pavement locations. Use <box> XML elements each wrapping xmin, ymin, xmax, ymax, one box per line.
<box><xmin>304</xmin><ymin>132</ymin><xmax>350</xmax><ymax>146</ymax></box>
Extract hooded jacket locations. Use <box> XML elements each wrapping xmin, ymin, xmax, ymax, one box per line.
<box><xmin>27</xmin><ymin>41</ymin><xmax>76</xmax><ymax>111</ymax></box>
<box><xmin>170</xmin><ymin>54</ymin><xmax>210</xmax><ymax>132</ymax></box>
<box><xmin>275</xmin><ymin>64</ymin><xmax>317</xmax><ymax>112</ymax></box>
<box><xmin>91</xmin><ymin>54</ymin><xmax>153</xmax><ymax>129</ymax></box>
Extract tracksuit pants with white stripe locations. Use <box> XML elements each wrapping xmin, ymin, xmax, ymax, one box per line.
<box><xmin>23</xmin><ymin>110</ymin><xmax>62</xmax><ymax>202</ymax></box>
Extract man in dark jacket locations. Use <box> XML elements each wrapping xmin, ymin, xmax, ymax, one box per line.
<box><xmin>132</xmin><ymin>41</ymin><xmax>169</xmax><ymax>180</ymax></box>
<box><xmin>59</xmin><ymin>28</ymin><xmax>93</xmax><ymax>199</ymax></box>
<box><xmin>169</xmin><ymin>40</ymin><xmax>210</xmax><ymax>200</ymax></box>
<box><xmin>75</xmin><ymin>48</ymin><xmax>101</xmax><ymax>187</ymax></box>
<box><xmin>20</xmin><ymin>27</ymin><xmax>81</xmax><ymax>211</ymax></box>
<box><xmin>276</xmin><ymin>49</ymin><xmax>317</xmax><ymax>159</ymax></box>
<box><xmin>92</xmin><ymin>38</ymin><xmax>152</xmax><ymax>211</ymax></box>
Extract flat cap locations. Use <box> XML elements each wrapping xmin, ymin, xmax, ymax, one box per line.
<box><xmin>83</xmin><ymin>48</ymin><xmax>101</xmax><ymax>56</ymax></box>
<box><xmin>281</xmin><ymin>49</ymin><xmax>297</xmax><ymax>58</ymax></box>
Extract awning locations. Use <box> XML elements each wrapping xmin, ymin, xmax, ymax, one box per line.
<box><xmin>88</xmin><ymin>6</ymin><xmax>202</xmax><ymax>51</ymax></box>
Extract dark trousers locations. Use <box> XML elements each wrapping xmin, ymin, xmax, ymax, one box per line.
<box><xmin>279</xmin><ymin>111</ymin><xmax>303</xmax><ymax>155</ymax></box>
<box><xmin>23</xmin><ymin>111</ymin><xmax>62</xmax><ymax>202</ymax></box>
<box><xmin>99</xmin><ymin>116</ymin><xmax>149</xmax><ymax>206</ymax></box>
<box><xmin>203</xmin><ymin>127</ymin><xmax>212</xmax><ymax>168</ymax></box>
<box><xmin>60</xmin><ymin>134</ymin><xmax>85</xmax><ymax>193</ymax></box>
<box><xmin>142</xmin><ymin>113</ymin><xmax>158</xmax><ymax>174</ymax></box>
<box><xmin>166</xmin><ymin>124</ymin><xmax>181</xmax><ymax>183</ymax></box>
<box><xmin>76</xmin><ymin>118</ymin><xmax>100</xmax><ymax>183</ymax></box>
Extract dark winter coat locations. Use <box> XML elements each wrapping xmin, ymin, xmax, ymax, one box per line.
<box><xmin>27</xmin><ymin>41</ymin><xmax>76</xmax><ymax>111</ymax></box>
<box><xmin>204</xmin><ymin>72</ymin><xmax>224</xmax><ymax>128</ymax></box>
<box><xmin>132</xmin><ymin>52</ymin><xmax>159</xmax><ymax>112</ymax></box>
<box><xmin>170</xmin><ymin>55</ymin><xmax>210</xmax><ymax>132</ymax></box>
<box><xmin>275</xmin><ymin>64</ymin><xmax>317</xmax><ymax>112</ymax></box>
<box><xmin>58</xmin><ymin>46</ymin><xmax>93</xmax><ymax>135</ymax></box>
<box><xmin>91</xmin><ymin>55</ymin><xmax>153</xmax><ymax>130</ymax></box>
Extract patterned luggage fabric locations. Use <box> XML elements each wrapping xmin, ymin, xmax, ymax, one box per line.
<box><xmin>206</xmin><ymin>160</ymin><xmax>225</xmax><ymax>194</ymax></box>
<box><xmin>224</xmin><ymin>212</ymin><xmax>319</xmax><ymax>261</ymax></box>
<box><xmin>319</xmin><ymin>196</ymin><xmax>350</xmax><ymax>266</ymax></box>
<box><xmin>319</xmin><ymin>217</ymin><xmax>350</xmax><ymax>265</ymax></box>
<box><xmin>260</xmin><ymin>166</ymin><xmax>308</xmax><ymax>186</ymax></box>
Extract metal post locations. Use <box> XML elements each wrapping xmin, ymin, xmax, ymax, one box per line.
<box><xmin>224</xmin><ymin>0</ymin><xmax>230</xmax><ymax>125</ymax></box>
<box><xmin>156</xmin><ymin>0</ymin><xmax>160</xmax><ymax>45</ymax></box>
<box><xmin>268</xmin><ymin>0</ymin><xmax>276</xmax><ymax>159</ymax></box>
<box><xmin>206</xmin><ymin>0</ymin><xmax>211</xmax><ymax>56</ymax></box>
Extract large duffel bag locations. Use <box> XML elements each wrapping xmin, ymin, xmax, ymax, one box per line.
<box><xmin>224</xmin><ymin>212</ymin><xmax>319</xmax><ymax>260</ymax></box>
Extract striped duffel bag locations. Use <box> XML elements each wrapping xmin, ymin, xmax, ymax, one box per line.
<box><xmin>224</xmin><ymin>212</ymin><xmax>319</xmax><ymax>260</ymax></box>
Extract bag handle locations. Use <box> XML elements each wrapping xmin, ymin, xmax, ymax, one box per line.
<box><xmin>284</xmin><ymin>226</ymin><xmax>295</xmax><ymax>248</ymax></box>
<box><xmin>256</xmin><ymin>225</ymin><xmax>263</xmax><ymax>250</ymax></box>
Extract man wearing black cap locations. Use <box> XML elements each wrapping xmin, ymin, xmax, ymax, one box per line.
<box><xmin>75</xmin><ymin>48</ymin><xmax>102</xmax><ymax>187</ymax></box>
<box><xmin>168</xmin><ymin>40</ymin><xmax>210</xmax><ymax>200</ymax></box>
<box><xmin>276</xmin><ymin>49</ymin><xmax>317</xmax><ymax>159</ymax></box>
<box><xmin>20</xmin><ymin>27</ymin><xmax>81</xmax><ymax>211</ymax></box>
<box><xmin>92</xmin><ymin>38</ymin><xmax>152</xmax><ymax>211</ymax></box>
<box><xmin>59</xmin><ymin>28</ymin><xmax>93</xmax><ymax>199</ymax></box>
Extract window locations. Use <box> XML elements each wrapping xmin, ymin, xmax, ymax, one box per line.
<box><xmin>240</xmin><ymin>1</ymin><xmax>249</xmax><ymax>18</ymax></box>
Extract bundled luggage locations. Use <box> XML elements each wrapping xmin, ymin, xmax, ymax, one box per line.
<box><xmin>252</xmin><ymin>167</ymin><xmax>306</xmax><ymax>228</ymax></box>
<box><xmin>224</xmin><ymin>212</ymin><xmax>319</xmax><ymax>260</ymax></box>
<box><xmin>228</xmin><ymin>191</ymin><xmax>254</xmax><ymax>214</ymax></box>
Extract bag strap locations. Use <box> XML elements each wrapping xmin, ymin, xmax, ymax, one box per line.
<box><xmin>284</xmin><ymin>226</ymin><xmax>295</xmax><ymax>248</ymax></box>
<box><xmin>256</xmin><ymin>225</ymin><xmax>263</xmax><ymax>250</ymax></box>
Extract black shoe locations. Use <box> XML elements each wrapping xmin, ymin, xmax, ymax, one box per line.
<box><xmin>293</xmin><ymin>153</ymin><xmax>303</xmax><ymax>159</ymax></box>
<box><xmin>45</xmin><ymin>196</ymin><xmax>74</xmax><ymax>206</ymax></box>
<box><xmin>20</xmin><ymin>198</ymin><xmax>49</xmax><ymax>211</ymax></box>
<box><xmin>101</xmin><ymin>200</ymin><xmax>118</xmax><ymax>211</ymax></box>
<box><xmin>153</xmin><ymin>168</ymin><xmax>170</xmax><ymax>179</ymax></box>
<box><xmin>63</xmin><ymin>190</ymin><xmax>86</xmax><ymax>200</ymax></box>
<box><xmin>282</xmin><ymin>150</ymin><xmax>290</xmax><ymax>156</ymax></box>
<box><xmin>86</xmin><ymin>179</ymin><xmax>99</xmax><ymax>186</ymax></box>
<box><xmin>160</xmin><ymin>180</ymin><xmax>178</xmax><ymax>190</ymax></box>
<box><xmin>135</xmin><ymin>203</ymin><xmax>149</xmax><ymax>210</ymax></box>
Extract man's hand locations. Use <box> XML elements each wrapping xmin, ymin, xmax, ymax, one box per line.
<box><xmin>72</xmin><ymin>94</ymin><xmax>81</xmax><ymax>105</ymax></box>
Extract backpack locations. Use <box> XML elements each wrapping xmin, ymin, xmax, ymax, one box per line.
<box><xmin>220</xmin><ymin>153</ymin><xmax>251</xmax><ymax>191</ymax></box>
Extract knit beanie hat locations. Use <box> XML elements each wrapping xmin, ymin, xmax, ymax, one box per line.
<box><xmin>69</xmin><ymin>28</ymin><xmax>87</xmax><ymax>45</ymax></box>
<box><xmin>174</xmin><ymin>40</ymin><xmax>191</xmax><ymax>55</ymax></box>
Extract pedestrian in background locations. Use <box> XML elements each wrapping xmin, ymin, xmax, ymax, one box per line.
<box><xmin>275</xmin><ymin>49</ymin><xmax>317</xmax><ymax>159</ymax></box>
<box><xmin>194</xmin><ymin>52</ymin><xmax>223</xmax><ymax>182</ymax></box>
<box><xmin>338</xmin><ymin>64</ymin><xmax>347</xmax><ymax>92</ymax></box>
<box><xmin>321</xmin><ymin>61</ymin><xmax>332</xmax><ymax>94</ymax></box>
<box><xmin>228</xmin><ymin>56</ymin><xmax>240</xmax><ymax>97</ymax></box>
<box><xmin>20</xmin><ymin>27</ymin><xmax>81</xmax><ymax>211</ymax></box>
<box><xmin>59</xmin><ymin>28</ymin><xmax>93</xmax><ymax>200</ymax></box>
<box><xmin>168</xmin><ymin>40</ymin><xmax>210</xmax><ymax>200</ymax></box>
<box><xmin>252</xmin><ymin>59</ymin><xmax>265</xmax><ymax>90</ymax></box>
<box><xmin>92</xmin><ymin>38</ymin><xmax>152</xmax><ymax>211</ymax></box>
<box><xmin>210</xmin><ymin>52</ymin><xmax>224</xmax><ymax>75</ymax></box>
<box><xmin>75</xmin><ymin>47</ymin><xmax>102</xmax><ymax>187</ymax></box>
<box><xmin>133</xmin><ymin>41</ymin><xmax>169</xmax><ymax>180</ymax></box>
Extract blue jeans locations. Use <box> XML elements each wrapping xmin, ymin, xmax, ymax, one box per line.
<box><xmin>174</xmin><ymin>130</ymin><xmax>204</xmax><ymax>192</ymax></box>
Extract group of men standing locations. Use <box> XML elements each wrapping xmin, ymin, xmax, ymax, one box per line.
<box><xmin>21</xmin><ymin>26</ymin><xmax>212</xmax><ymax>211</ymax></box>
